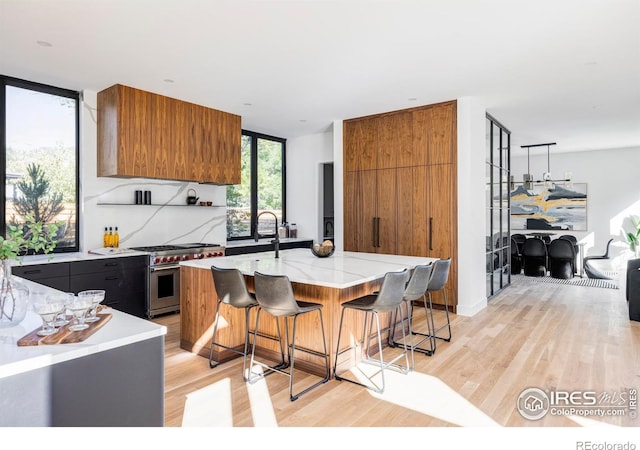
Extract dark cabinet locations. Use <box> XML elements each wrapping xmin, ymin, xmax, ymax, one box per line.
<box><xmin>627</xmin><ymin>259</ymin><xmax>640</xmax><ymax>322</ymax></box>
<box><xmin>69</xmin><ymin>256</ymin><xmax>148</xmax><ymax>319</ymax></box>
<box><xmin>12</xmin><ymin>256</ymin><xmax>148</xmax><ymax>319</ymax></box>
<box><xmin>12</xmin><ymin>263</ymin><xmax>70</xmax><ymax>292</ymax></box>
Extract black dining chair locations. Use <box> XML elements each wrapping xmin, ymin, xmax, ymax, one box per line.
<box><xmin>584</xmin><ymin>238</ymin><xmax>615</xmax><ymax>280</ymax></box>
<box><xmin>558</xmin><ymin>235</ymin><xmax>579</xmax><ymax>274</ymax></box>
<box><xmin>548</xmin><ymin>239</ymin><xmax>576</xmax><ymax>279</ymax></box>
<box><xmin>511</xmin><ymin>234</ymin><xmax>527</xmax><ymax>255</ymax></box>
<box><xmin>511</xmin><ymin>237</ymin><xmax>523</xmax><ymax>274</ymax></box>
<box><xmin>522</xmin><ymin>238</ymin><xmax>547</xmax><ymax>276</ymax></box>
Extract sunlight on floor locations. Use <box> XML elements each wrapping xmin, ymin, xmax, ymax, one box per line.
<box><xmin>347</xmin><ymin>362</ymin><xmax>501</xmax><ymax>427</ymax></box>
<box><xmin>181</xmin><ymin>378</ymin><xmax>233</xmax><ymax>426</ymax></box>
<box><xmin>246</xmin><ymin>366</ymin><xmax>279</xmax><ymax>427</ymax></box>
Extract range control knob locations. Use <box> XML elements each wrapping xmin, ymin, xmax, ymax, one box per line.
<box><xmin>168</xmin><ymin>256</ymin><xmax>174</xmax><ymax>262</ymax></box>
<box><xmin>154</xmin><ymin>257</ymin><xmax>161</xmax><ymax>264</ymax></box>
<box><xmin>162</xmin><ymin>257</ymin><xmax>168</xmax><ymax>263</ymax></box>
<box><xmin>175</xmin><ymin>255</ymin><xmax>181</xmax><ymax>261</ymax></box>
<box><xmin>207</xmin><ymin>253</ymin><xmax>214</xmax><ymax>258</ymax></box>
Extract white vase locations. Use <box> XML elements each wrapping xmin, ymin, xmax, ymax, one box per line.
<box><xmin>0</xmin><ymin>260</ymin><xmax>30</xmax><ymax>328</ymax></box>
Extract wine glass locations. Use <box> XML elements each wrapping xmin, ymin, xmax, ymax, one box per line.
<box><xmin>80</xmin><ymin>290</ymin><xmax>106</xmax><ymax>323</ymax></box>
<box><xmin>67</xmin><ymin>295</ymin><xmax>93</xmax><ymax>331</ymax></box>
<box><xmin>32</xmin><ymin>296</ymin><xmax>66</xmax><ymax>336</ymax></box>
<box><xmin>52</xmin><ymin>292</ymin><xmax>75</xmax><ymax>327</ymax></box>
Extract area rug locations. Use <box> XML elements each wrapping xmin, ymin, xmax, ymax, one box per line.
<box><xmin>511</xmin><ymin>273</ymin><xmax>619</xmax><ymax>290</ymax></box>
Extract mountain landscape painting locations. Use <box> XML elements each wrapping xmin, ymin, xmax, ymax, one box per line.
<box><xmin>510</xmin><ymin>183</ymin><xmax>587</xmax><ymax>230</ymax></box>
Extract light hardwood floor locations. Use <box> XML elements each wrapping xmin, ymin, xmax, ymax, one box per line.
<box><xmin>154</xmin><ymin>276</ymin><xmax>639</xmax><ymax>427</ymax></box>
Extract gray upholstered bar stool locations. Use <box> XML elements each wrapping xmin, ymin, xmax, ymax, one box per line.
<box><xmin>249</xmin><ymin>271</ymin><xmax>330</xmax><ymax>402</ymax></box>
<box><xmin>209</xmin><ymin>266</ymin><xmax>260</xmax><ymax>381</ymax></box>
<box><xmin>389</xmin><ymin>263</ymin><xmax>436</xmax><ymax>360</ymax></box>
<box><xmin>334</xmin><ymin>268</ymin><xmax>411</xmax><ymax>394</ymax></box>
<box><xmin>425</xmin><ymin>258</ymin><xmax>452</xmax><ymax>344</ymax></box>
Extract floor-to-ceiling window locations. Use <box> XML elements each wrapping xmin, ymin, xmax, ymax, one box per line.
<box><xmin>226</xmin><ymin>130</ymin><xmax>286</xmax><ymax>240</ymax></box>
<box><xmin>486</xmin><ymin>114</ymin><xmax>511</xmax><ymax>298</ymax></box>
<box><xmin>1</xmin><ymin>76</ymin><xmax>80</xmax><ymax>252</ymax></box>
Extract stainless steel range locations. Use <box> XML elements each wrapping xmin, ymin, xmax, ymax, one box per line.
<box><xmin>129</xmin><ymin>243</ymin><xmax>225</xmax><ymax>318</ymax></box>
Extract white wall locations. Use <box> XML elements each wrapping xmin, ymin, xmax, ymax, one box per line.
<box><xmin>80</xmin><ymin>90</ymin><xmax>228</xmax><ymax>251</ymax></box>
<box><xmin>456</xmin><ymin>97</ymin><xmax>488</xmax><ymax>317</ymax></box>
<box><xmin>285</xmin><ymin>129</ymin><xmax>334</xmax><ymax>243</ymax></box>
<box><xmin>511</xmin><ymin>146</ymin><xmax>640</xmax><ymax>270</ymax></box>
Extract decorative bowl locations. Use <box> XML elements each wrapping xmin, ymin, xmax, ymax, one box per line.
<box><xmin>310</xmin><ymin>242</ymin><xmax>335</xmax><ymax>258</ymax></box>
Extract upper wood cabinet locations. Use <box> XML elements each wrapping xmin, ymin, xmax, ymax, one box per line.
<box><xmin>97</xmin><ymin>84</ymin><xmax>241</xmax><ymax>184</ymax></box>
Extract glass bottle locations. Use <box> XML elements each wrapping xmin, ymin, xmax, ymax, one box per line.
<box><xmin>289</xmin><ymin>223</ymin><xmax>297</xmax><ymax>238</ymax></box>
<box><xmin>107</xmin><ymin>227</ymin><xmax>113</xmax><ymax>247</ymax></box>
<box><xmin>113</xmin><ymin>227</ymin><xmax>120</xmax><ymax>248</ymax></box>
<box><xmin>103</xmin><ymin>227</ymin><xmax>109</xmax><ymax>248</ymax></box>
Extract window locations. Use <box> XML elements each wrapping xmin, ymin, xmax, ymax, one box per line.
<box><xmin>1</xmin><ymin>76</ymin><xmax>80</xmax><ymax>252</ymax></box>
<box><xmin>227</xmin><ymin>130</ymin><xmax>286</xmax><ymax>240</ymax></box>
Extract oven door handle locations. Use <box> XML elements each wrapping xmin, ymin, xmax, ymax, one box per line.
<box><xmin>150</xmin><ymin>265</ymin><xmax>180</xmax><ymax>272</ymax></box>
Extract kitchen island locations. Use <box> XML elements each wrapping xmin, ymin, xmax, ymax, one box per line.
<box><xmin>179</xmin><ymin>248</ymin><xmax>436</xmax><ymax>375</ymax></box>
<box><xmin>0</xmin><ymin>278</ymin><xmax>166</xmax><ymax>427</ymax></box>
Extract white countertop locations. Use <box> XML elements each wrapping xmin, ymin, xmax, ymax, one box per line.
<box><xmin>0</xmin><ymin>278</ymin><xmax>166</xmax><ymax>380</ymax></box>
<box><xmin>15</xmin><ymin>249</ymin><xmax>150</xmax><ymax>266</ymax></box>
<box><xmin>180</xmin><ymin>248</ymin><xmax>437</xmax><ymax>288</ymax></box>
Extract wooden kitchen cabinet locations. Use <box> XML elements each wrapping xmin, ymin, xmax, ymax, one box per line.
<box><xmin>98</xmin><ymin>84</ymin><xmax>241</xmax><ymax>184</ymax></box>
<box><xmin>343</xmin><ymin>100</ymin><xmax>458</xmax><ymax>310</ymax></box>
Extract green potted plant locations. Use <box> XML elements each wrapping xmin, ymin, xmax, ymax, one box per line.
<box><xmin>623</xmin><ymin>215</ymin><xmax>640</xmax><ymax>259</ymax></box>
<box><xmin>0</xmin><ymin>214</ymin><xmax>60</xmax><ymax>328</ymax></box>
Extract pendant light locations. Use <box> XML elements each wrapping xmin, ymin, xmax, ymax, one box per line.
<box><xmin>520</xmin><ymin>142</ymin><xmax>571</xmax><ymax>189</ymax></box>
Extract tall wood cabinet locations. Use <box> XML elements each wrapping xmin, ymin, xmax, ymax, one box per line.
<box><xmin>97</xmin><ymin>84</ymin><xmax>241</xmax><ymax>184</ymax></box>
<box><xmin>343</xmin><ymin>101</ymin><xmax>458</xmax><ymax>310</ymax></box>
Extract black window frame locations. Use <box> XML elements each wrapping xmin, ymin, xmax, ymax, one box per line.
<box><xmin>226</xmin><ymin>129</ymin><xmax>286</xmax><ymax>241</ymax></box>
<box><xmin>0</xmin><ymin>75</ymin><xmax>81</xmax><ymax>253</ymax></box>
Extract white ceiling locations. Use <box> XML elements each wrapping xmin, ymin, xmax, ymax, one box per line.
<box><xmin>1</xmin><ymin>0</ymin><xmax>639</xmax><ymax>155</ymax></box>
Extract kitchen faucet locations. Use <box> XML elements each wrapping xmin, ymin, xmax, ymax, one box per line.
<box><xmin>254</xmin><ymin>211</ymin><xmax>280</xmax><ymax>258</ymax></box>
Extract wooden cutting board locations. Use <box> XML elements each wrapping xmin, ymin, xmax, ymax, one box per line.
<box><xmin>17</xmin><ymin>313</ymin><xmax>112</xmax><ymax>346</ymax></box>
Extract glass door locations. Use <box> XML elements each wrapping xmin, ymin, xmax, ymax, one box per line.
<box><xmin>486</xmin><ymin>114</ymin><xmax>511</xmax><ymax>298</ymax></box>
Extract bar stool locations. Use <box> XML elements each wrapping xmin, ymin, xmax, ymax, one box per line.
<box><xmin>249</xmin><ymin>271</ymin><xmax>330</xmax><ymax>401</ymax></box>
<box><xmin>389</xmin><ymin>263</ymin><xmax>436</xmax><ymax>360</ymax></box>
<box><xmin>209</xmin><ymin>266</ymin><xmax>260</xmax><ymax>381</ymax></box>
<box><xmin>425</xmin><ymin>258</ymin><xmax>452</xmax><ymax>344</ymax></box>
<box><xmin>334</xmin><ymin>268</ymin><xmax>411</xmax><ymax>394</ymax></box>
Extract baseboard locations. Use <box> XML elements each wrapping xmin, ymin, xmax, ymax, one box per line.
<box><xmin>456</xmin><ymin>296</ymin><xmax>487</xmax><ymax>317</ymax></box>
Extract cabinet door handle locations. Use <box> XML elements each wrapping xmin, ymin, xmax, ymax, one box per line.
<box><xmin>104</xmin><ymin>262</ymin><xmax>119</xmax><ymax>267</ymax></box>
<box><xmin>23</xmin><ymin>269</ymin><xmax>42</xmax><ymax>275</ymax></box>
<box><xmin>429</xmin><ymin>217</ymin><xmax>433</xmax><ymax>251</ymax></box>
<box><xmin>105</xmin><ymin>276</ymin><xmax>119</xmax><ymax>281</ymax></box>
<box><xmin>372</xmin><ymin>217</ymin><xmax>377</xmax><ymax>248</ymax></box>
<box><xmin>375</xmin><ymin>217</ymin><xmax>381</xmax><ymax>248</ymax></box>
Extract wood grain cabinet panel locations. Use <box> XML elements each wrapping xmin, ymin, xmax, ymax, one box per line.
<box><xmin>343</xmin><ymin>100</ymin><xmax>458</xmax><ymax>310</ymax></box>
<box><xmin>97</xmin><ymin>84</ymin><xmax>241</xmax><ymax>184</ymax></box>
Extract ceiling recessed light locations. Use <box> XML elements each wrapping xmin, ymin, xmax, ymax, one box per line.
<box><xmin>300</xmin><ymin>119</ymin><xmax>307</xmax><ymax>123</ymax></box>
<box><xmin>408</xmin><ymin>97</ymin><xmax>417</xmax><ymax>101</ymax></box>
<box><xmin>584</xmin><ymin>61</ymin><xmax>598</xmax><ymax>66</ymax></box>
<box><xmin>163</xmin><ymin>78</ymin><xmax>175</xmax><ymax>83</ymax></box>
<box><xmin>243</xmin><ymin>103</ymin><xmax>252</xmax><ymax>106</ymax></box>
<box><xmin>36</xmin><ymin>40</ymin><xmax>52</xmax><ymax>47</ymax></box>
